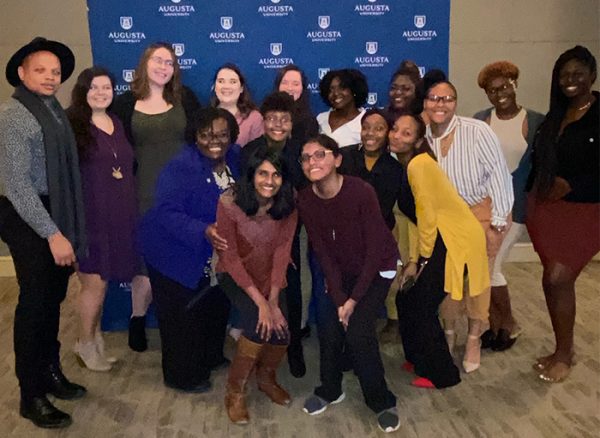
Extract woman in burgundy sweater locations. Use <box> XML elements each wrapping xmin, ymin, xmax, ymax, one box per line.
<box><xmin>297</xmin><ymin>134</ymin><xmax>400</xmax><ymax>433</ymax></box>
<box><xmin>216</xmin><ymin>148</ymin><xmax>297</xmax><ymax>425</ymax></box>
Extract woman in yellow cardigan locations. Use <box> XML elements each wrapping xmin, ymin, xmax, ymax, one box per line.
<box><xmin>392</xmin><ymin>114</ymin><xmax>490</xmax><ymax>380</ymax></box>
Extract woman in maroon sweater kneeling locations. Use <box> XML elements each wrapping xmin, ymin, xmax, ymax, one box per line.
<box><xmin>298</xmin><ymin>134</ymin><xmax>400</xmax><ymax>433</ymax></box>
<box><xmin>216</xmin><ymin>148</ymin><xmax>297</xmax><ymax>424</ymax></box>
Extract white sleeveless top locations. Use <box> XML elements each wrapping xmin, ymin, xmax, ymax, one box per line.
<box><xmin>489</xmin><ymin>108</ymin><xmax>528</xmax><ymax>173</ymax></box>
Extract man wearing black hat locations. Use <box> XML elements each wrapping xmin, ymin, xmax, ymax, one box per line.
<box><xmin>0</xmin><ymin>37</ymin><xmax>87</xmax><ymax>429</ymax></box>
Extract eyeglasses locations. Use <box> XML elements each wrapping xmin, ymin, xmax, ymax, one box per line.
<box><xmin>426</xmin><ymin>95</ymin><xmax>457</xmax><ymax>104</ymax></box>
<box><xmin>150</xmin><ymin>56</ymin><xmax>175</xmax><ymax>67</ymax></box>
<box><xmin>265</xmin><ymin>115</ymin><xmax>292</xmax><ymax>125</ymax></box>
<box><xmin>298</xmin><ymin>149</ymin><xmax>333</xmax><ymax>164</ymax></box>
<box><xmin>197</xmin><ymin>132</ymin><xmax>230</xmax><ymax>143</ymax></box>
<box><xmin>486</xmin><ymin>81</ymin><xmax>514</xmax><ymax>96</ymax></box>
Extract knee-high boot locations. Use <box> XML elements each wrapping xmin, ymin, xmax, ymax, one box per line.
<box><xmin>256</xmin><ymin>344</ymin><xmax>291</xmax><ymax>405</ymax></box>
<box><xmin>225</xmin><ymin>336</ymin><xmax>262</xmax><ymax>424</ymax></box>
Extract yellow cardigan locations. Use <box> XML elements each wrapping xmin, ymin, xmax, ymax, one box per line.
<box><xmin>407</xmin><ymin>153</ymin><xmax>490</xmax><ymax>300</ymax></box>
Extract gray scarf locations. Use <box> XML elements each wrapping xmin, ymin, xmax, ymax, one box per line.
<box><xmin>13</xmin><ymin>85</ymin><xmax>87</xmax><ymax>258</ymax></box>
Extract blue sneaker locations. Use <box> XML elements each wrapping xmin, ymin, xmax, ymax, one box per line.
<box><xmin>302</xmin><ymin>392</ymin><xmax>345</xmax><ymax>416</ymax></box>
<box><xmin>377</xmin><ymin>407</ymin><xmax>400</xmax><ymax>433</ymax></box>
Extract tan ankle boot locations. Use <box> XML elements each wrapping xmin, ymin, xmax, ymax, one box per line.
<box><xmin>74</xmin><ymin>340</ymin><xmax>112</xmax><ymax>372</ymax></box>
<box><xmin>256</xmin><ymin>344</ymin><xmax>291</xmax><ymax>405</ymax></box>
<box><xmin>225</xmin><ymin>336</ymin><xmax>262</xmax><ymax>424</ymax></box>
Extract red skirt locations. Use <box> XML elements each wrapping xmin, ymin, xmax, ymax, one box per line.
<box><xmin>526</xmin><ymin>194</ymin><xmax>600</xmax><ymax>274</ymax></box>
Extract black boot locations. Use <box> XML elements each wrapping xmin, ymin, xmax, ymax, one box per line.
<box><xmin>20</xmin><ymin>396</ymin><xmax>72</xmax><ymax>429</ymax></box>
<box><xmin>128</xmin><ymin>316</ymin><xmax>148</xmax><ymax>352</ymax></box>
<box><xmin>287</xmin><ymin>339</ymin><xmax>306</xmax><ymax>378</ymax></box>
<box><xmin>43</xmin><ymin>363</ymin><xmax>87</xmax><ymax>400</ymax></box>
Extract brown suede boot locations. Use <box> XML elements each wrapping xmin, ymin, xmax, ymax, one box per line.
<box><xmin>256</xmin><ymin>344</ymin><xmax>291</xmax><ymax>406</ymax></box>
<box><xmin>225</xmin><ymin>336</ymin><xmax>262</xmax><ymax>424</ymax></box>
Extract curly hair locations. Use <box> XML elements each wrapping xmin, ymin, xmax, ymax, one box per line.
<box><xmin>185</xmin><ymin>106</ymin><xmax>239</xmax><ymax>145</ymax></box>
<box><xmin>260</xmin><ymin>91</ymin><xmax>295</xmax><ymax>116</ymax></box>
<box><xmin>66</xmin><ymin>66</ymin><xmax>116</xmax><ymax>159</ymax></box>
<box><xmin>210</xmin><ymin>63</ymin><xmax>258</xmax><ymax>119</ymax></box>
<box><xmin>131</xmin><ymin>42</ymin><xmax>182</xmax><ymax>104</ymax></box>
<box><xmin>319</xmin><ymin>69</ymin><xmax>369</xmax><ymax>108</ymax></box>
<box><xmin>477</xmin><ymin>61</ymin><xmax>519</xmax><ymax>90</ymax></box>
<box><xmin>303</xmin><ymin>134</ymin><xmax>341</xmax><ymax>157</ymax></box>
<box><xmin>234</xmin><ymin>147</ymin><xmax>295</xmax><ymax>220</ymax></box>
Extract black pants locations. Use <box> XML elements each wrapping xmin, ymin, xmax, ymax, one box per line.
<box><xmin>218</xmin><ymin>273</ymin><xmax>289</xmax><ymax>346</ymax></box>
<box><xmin>396</xmin><ymin>234</ymin><xmax>460</xmax><ymax>388</ymax></box>
<box><xmin>285</xmin><ymin>224</ymin><xmax>302</xmax><ymax>343</ymax></box>
<box><xmin>147</xmin><ymin>266</ymin><xmax>230</xmax><ymax>388</ymax></box>
<box><xmin>0</xmin><ymin>197</ymin><xmax>72</xmax><ymax>400</ymax></box>
<box><xmin>314</xmin><ymin>274</ymin><xmax>396</xmax><ymax>414</ymax></box>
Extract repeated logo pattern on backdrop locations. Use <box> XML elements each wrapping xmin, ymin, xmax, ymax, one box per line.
<box><xmin>88</xmin><ymin>0</ymin><xmax>449</xmax><ymax>119</ymax></box>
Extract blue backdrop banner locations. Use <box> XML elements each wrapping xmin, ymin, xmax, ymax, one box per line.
<box><xmin>88</xmin><ymin>0</ymin><xmax>450</xmax><ymax>331</ymax></box>
<box><xmin>87</xmin><ymin>0</ymin><xmax>450</xmax><ymax>113</ymax></box>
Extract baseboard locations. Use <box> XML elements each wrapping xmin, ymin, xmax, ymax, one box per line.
<box><xmin>0</xmin><ymin>256</ymin><xmax>15</xmax><ymax>277</ymax></box>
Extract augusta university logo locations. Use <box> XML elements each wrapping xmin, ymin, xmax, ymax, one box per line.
<box><xmin>258</xmin><ymin>0</ymin><xmax>294</xmax><ymax>17</ymax></box>
<box><xmin>367</xmin><ymin>92</ymin><xmax>378</xmax><ymax>106</ymax></box>
<box><xmin>122</xmin><ymin>69</ymin><xmax>135</xmax><ymax>83</ymax></box>
<box><xmin>158</xmin><ymin>0</ymin><xmax>195</xmax><ymax>16</ymax></box>
<box><xmin>270</xmin><ymin>43</ymin><xmax>282</xmax><ymax>56</ymax></box>
<box><xmin>307</xmin><ymin>68</ymin><xmax>331</xmax><ymax>94</ymax></box>
<box><xmin>307</xmin><ymin>16</ymin><xmax>341</xmax><ymax>42</ymax></box>
<box><xmin>354</xmin><ymin>0</ymin><xmax>390</xmax><ymax>16</ymax></box>
<box><xmin>171</xmin><ymin>43</ymin><xmax>197</xmax><ymax>70</ymax></box>
<box><xmin>210</xmin><ymin>17</ymin><xmax>245</xmax><ymax>43</ymax></box>
<box><xmin>403</xmin><ymin>14</ymin><xmax>437</xmax><ymax>42</ymax></box>
<box><xmin>259</xmin><ymin>42</ymin><xmax>293</xmax><ymax>69</ymax></box>
<box><xmin>355</xmin><ymin>41</ymin><xmax>389</xmax><ymax>68</ymax></box>
<box><xmin>109</xmin><ymin>17</ymin><xmax>146</xmax><ymax>43</ymax></box>
<box><xmin>120</xmin><ymin>17</ymin><xmax>133</xmax><ymax>30</ymax></box>
<box><xmin>220</xmin><ymin>16</ymin><xmax>233</xmax><ymax>30</ymax></box>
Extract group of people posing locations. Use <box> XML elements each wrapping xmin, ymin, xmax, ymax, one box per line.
<box><xmin>0</xmin><ymin>37</ymin><xmax>597</xmax><ymax>433</ymax></box>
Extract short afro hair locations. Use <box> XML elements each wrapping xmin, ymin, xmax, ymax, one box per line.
<box><xmin>260</xmin><ymin>91</ymin><xmax>295</xmax><ymax>116</ymax></box>
<box><xmin>477</xmin><ymin>61</ymin><xmax>519</xmax><ymax>90</ymax></box>
<box><xmin>319</xmin><ymin>69</ymin><xmax>369</xmax><ymax>108</ymax></box>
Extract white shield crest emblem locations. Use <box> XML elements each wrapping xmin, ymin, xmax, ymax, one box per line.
<box><xmin>367</xmin><ymin>93</ymin><xmax>378</xmax><ymax>106</ymax></box>
<box><xmin>172</xmin><ymin>44</ymin><xmax>185</xmax><ymax>57</ymax></box>
<box><xmin>318</xmin><ymin>16</ymin><xmax>330</xmax><ymax>29</ymax></box>
<box><xmin>120</xmin><ymin>17</ymin><xmax>133</xmax><ymax>30</ymax></box>
<box><xmin>318</xmin><ymin>68</ymin><xmax>330</xmax><ymax>80</ymax></box>
<box><xmin>271</xmin><ymin>0</ymin><xmax>281</xmax><ymax>3</ymax></box>
<box><xmin>368</xmin><ymin>0</ymin><xmax>377</xmax><ymax>3</ymax></box>
<box><xmin>171</xmin><ymin>0</ymin><xmax>182</xmax><ymax>3</ymax></box>
<box><xmin>270</xmin><ymin>43</ymin><xmax>282</xmax><ymax>56</ymax></box>
<box><xmin>221</xmin><ymin>16</ymin><xmax>233</xmax><ymax>30</ymax></box>
<box><xmin>414</xmin><ymin>15</ymin><xmax>426</xmax><ymax>28</ymax></box>
<box><xmin>122</xmin><ymin>70</ymin><xmax>135</xmax><ymax>83</ymax></box>
<box><xmin>418</xmin><ymin>66</ymin><xmax>426</xmax><ymax>77</ymax></box>
<box><xmin>366</xmin><ymin>41</ymin><xmax>378</xmax><ymax>55</ymax></box>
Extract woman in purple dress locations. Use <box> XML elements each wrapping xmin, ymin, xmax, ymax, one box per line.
<box><xmin>67</xmin><ymin>67</ymin><xmax>140</xmax><ymax>371</ymax></box>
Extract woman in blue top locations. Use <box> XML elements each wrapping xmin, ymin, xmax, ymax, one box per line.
<box><xmin>139</xmin><ymin>107</ymin><xmax>240</xmax><ymax>392</ymax></box>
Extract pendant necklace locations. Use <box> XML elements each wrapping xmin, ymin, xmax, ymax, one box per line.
<box><xmin>107</xmin><ymin>126</ymin><xmax>123</xmax><ymax>180</ymax></box>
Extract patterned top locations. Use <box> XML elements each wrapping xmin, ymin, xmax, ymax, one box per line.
<box><xmin>425</xmin><ymin>115</ymin><xmax>514</xmax><ymax>227</ymax></box>
<box><xmin>0</xmin><ymin>98</ymin><xmax>58</xmax><ymax>238</ymax></box>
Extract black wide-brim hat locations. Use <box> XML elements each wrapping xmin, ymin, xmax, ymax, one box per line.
<box><xmin>5</xmin><ymin>37</ymin><xmax>75</xmax><ymax>87</ymax></box>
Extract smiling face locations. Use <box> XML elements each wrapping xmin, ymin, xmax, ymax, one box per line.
<box><xmin>389</xmin><ymin>115</ymin><xmax>420</xmax><ymax>155</ymax></box>
<box><xmin>328</xmin><ymin>76</ymin><xmax>355</xmax><ymax>110</ymax></box>
<box><xmin>300</xmin><ymin>141</ymin><xmax>341</xmax><ymax>183</ymax></box>
<box><xmin>389</xmin><ymin>74</ymin><xmax>416</xmax><ymax>111</ymax></box>
<box><xmin>424</xmin><ymin>83</ymin><xmax>457</xmax><ymax>132</ymax></box>
<box><xmin>279</xmin><ymin>70</ymin><xmax>303</xmax><ymax>101</ymax></box>
<box><xmin>264</xmin><ymin>110</ymin><xmax>293</xmax><ymax>143</ymax></box>
<box><xmin>196</xmin><ymin>117</ymin><xmax>230</xmax><ymax>161</ymax></box>
<box><xmin>87</xmin><ymin>75</ymin><xmax>114</xmax><ymax>112</ymax></box>
<box><xmin>146</xmin><ymin>47</ymin><xmax>175</xmax><ymax>88</ymax></box>
<box><xmin>254</xmin><ymin>160</ymin><xmax>282</xmax><ymax>203</ymax></box>
<box><xmin>485</xmin><ymin>76</ymin><xmax>517</xmax><ymax>113</ymax></box>
<box><xmin>361</xmin><ymin>113</ymin><xmax>388</xmax><ymax>155</ymax></box>
<box><xmin>559</xmin><ymin>58</ymin><xmax>596</xmax><ymax>100</ymax></box>
<box><xmin>215</xmin><ymin>68</ymin><xmax>243</xmax><ymax>106</ymax></box>
<box><xmin>17</xmin><ymin>51</ymin><xmax>62</xmax><ymax>96</ymax></box>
